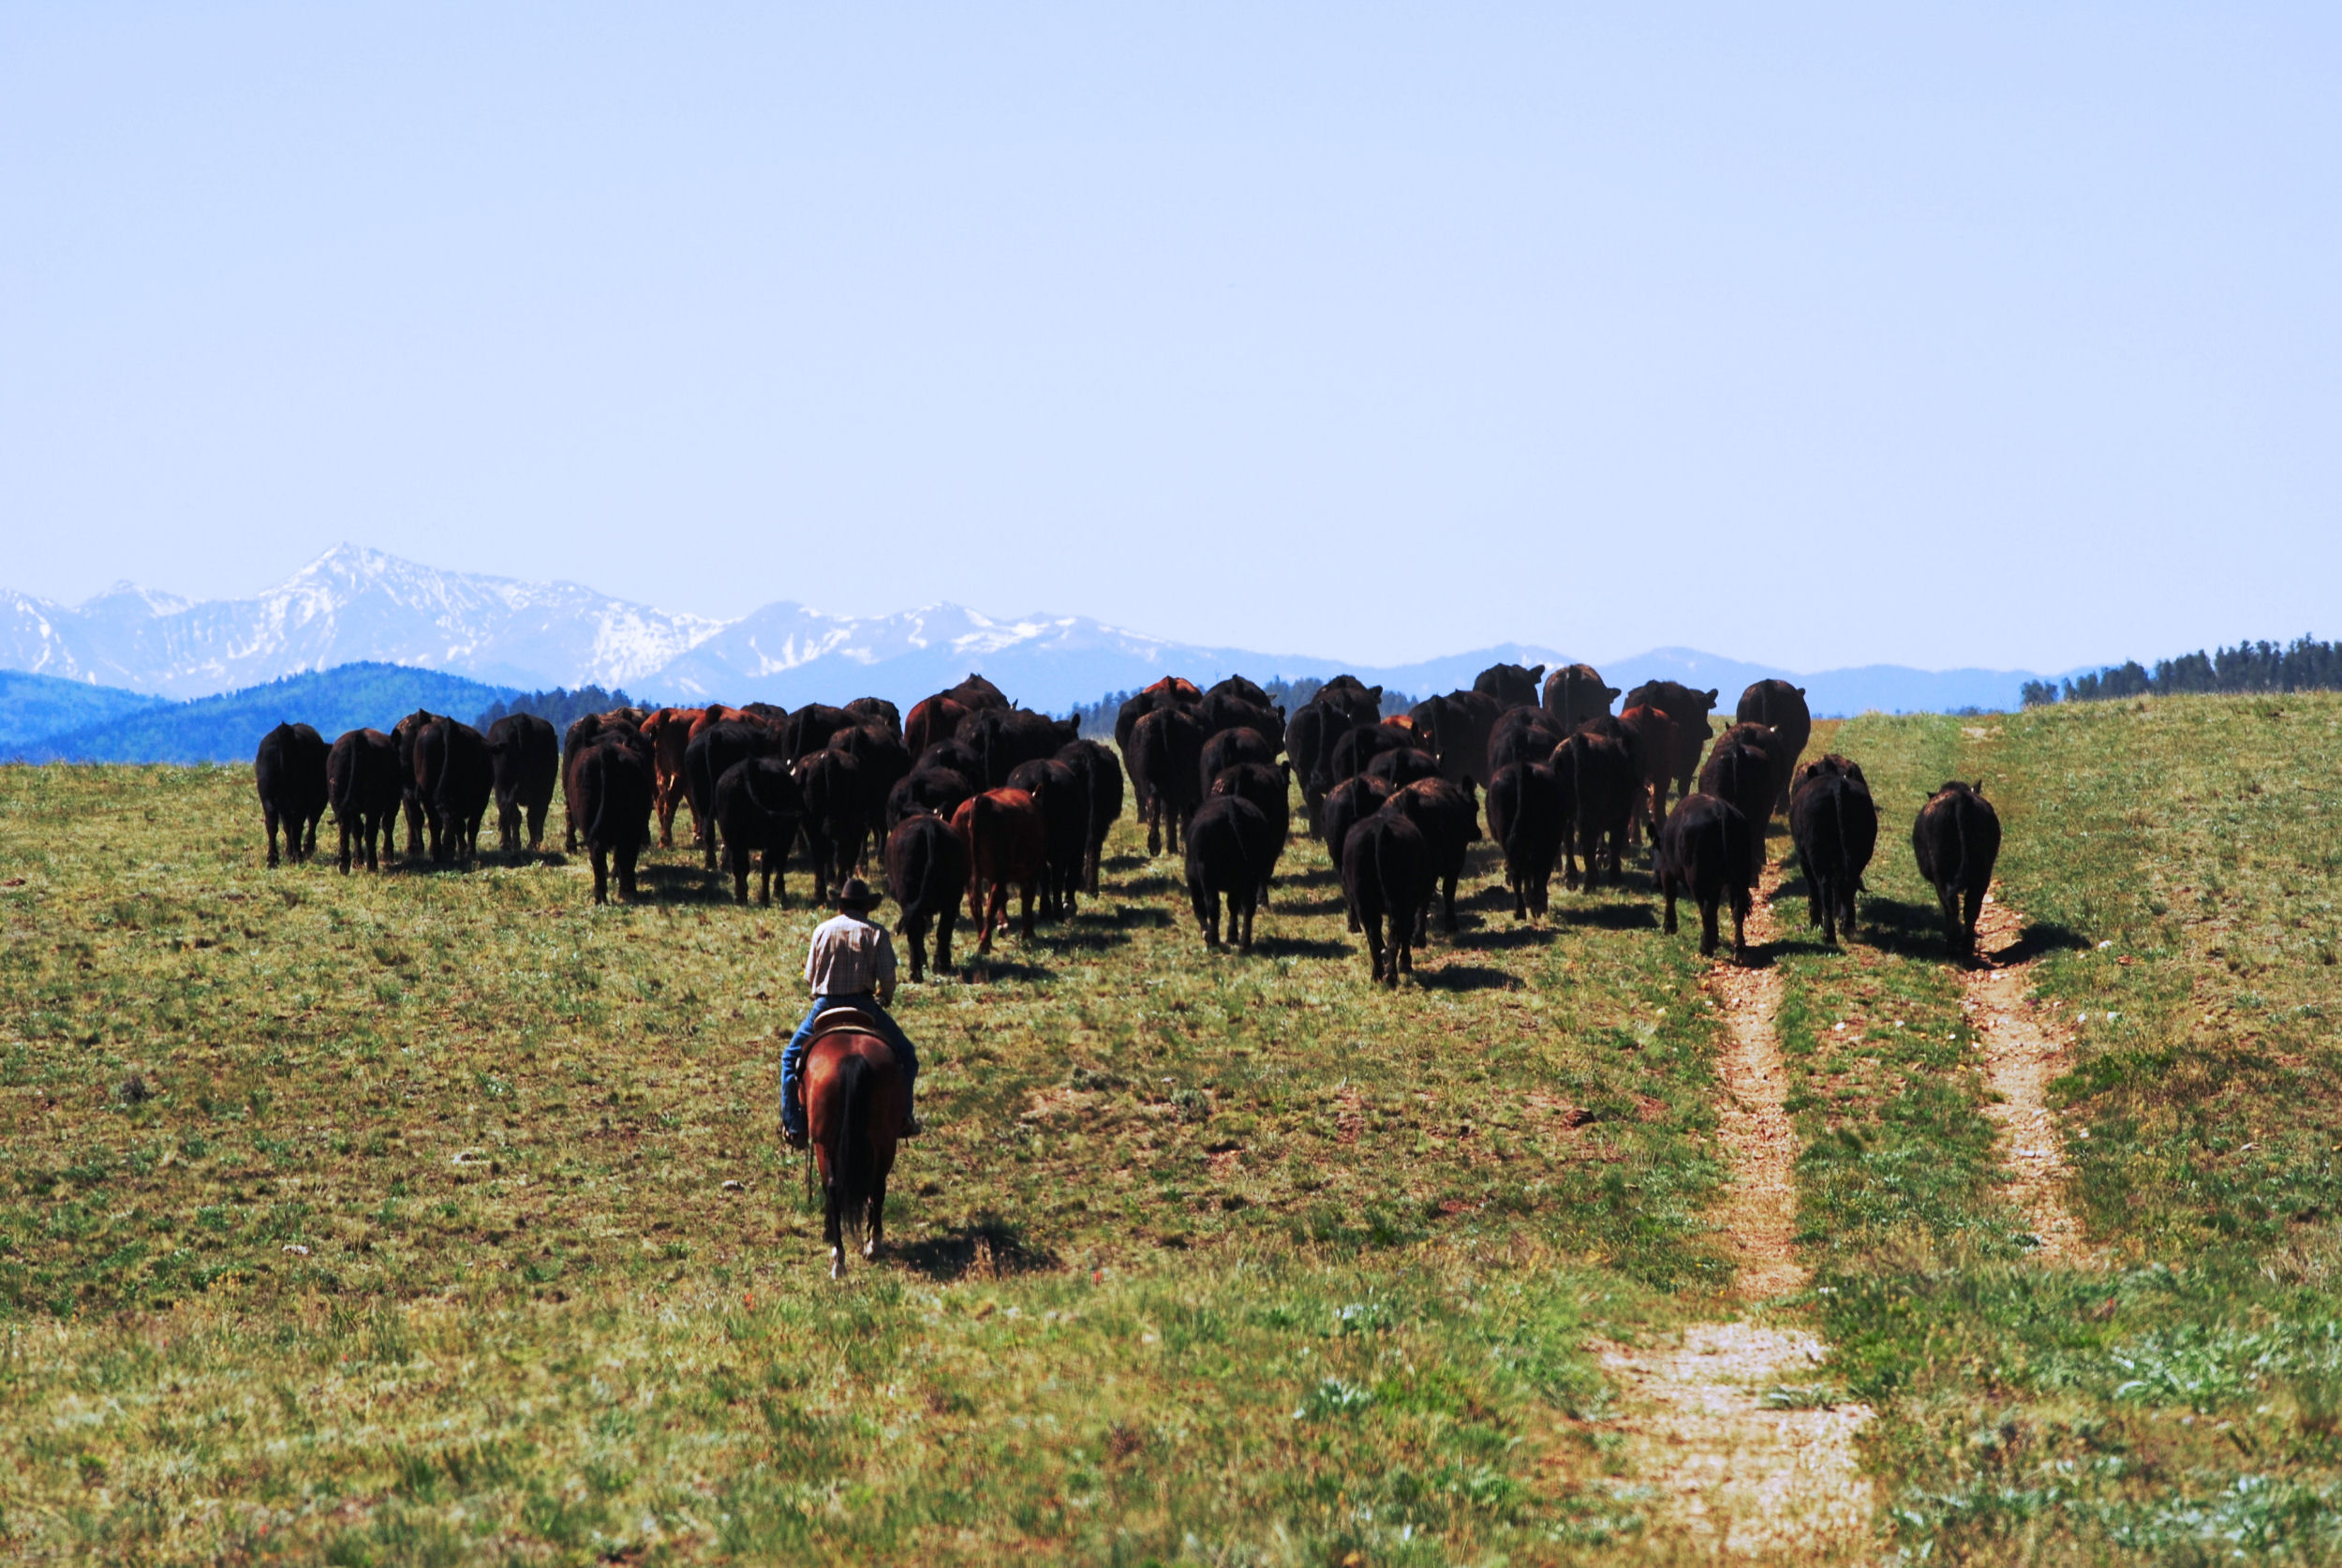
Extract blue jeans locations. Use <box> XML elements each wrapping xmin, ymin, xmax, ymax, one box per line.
<box><xmin>781</xmin><ymin>995</ymin><xmax>918</xmax><ymax>1139</ymax></box>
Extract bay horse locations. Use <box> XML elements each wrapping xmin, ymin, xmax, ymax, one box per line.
<box><xmin>798</xmin><ymin>1010</ymin><xmax>908</xmax><ymax>1278</ymax></box>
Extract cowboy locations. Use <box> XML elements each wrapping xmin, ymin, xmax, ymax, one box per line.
<box><xmin>780</xmin><ymin>878</ymin><xmax>922</xmax><ymax>1147</ymax></box>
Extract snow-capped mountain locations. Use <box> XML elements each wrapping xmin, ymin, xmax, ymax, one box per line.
<box><xmin>0</xmin><ymin>545</ymin><xmax>726</xmax><ymax>699</ymax></box>
<box><xmin>0</xmin><ymin>545</ymin><xmax>2052</xmax><ymax>715</ymax></box>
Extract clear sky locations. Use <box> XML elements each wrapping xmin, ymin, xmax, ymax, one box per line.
<box><xmin>4</xmin><ymin>4</ymin><xmax>2336</xmax><ymax>671</ymax></box>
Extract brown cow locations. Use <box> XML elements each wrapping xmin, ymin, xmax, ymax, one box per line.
<box><xmin>1737</xmin><ymin>680</ymin><xmax>1813</xmax><ymax>813</ymax></box>
<box><xmin>1623</xmin><ymin>680</ymin><xmax>1721</xmax><ymax>806</ymax></box>
<box><xmin>951</xmin><ymin>788</ymin><xmax>1049</xmax><ymax>954</ymax></box>
<box><xmin>1617</xmin><ymin>703</ymin><xmax>1680</xmax><ymax>843</ymax></box>
<box><xmin>638</xmin><ymin>706</ymin><xmax>706</xmax><ymax>849</ymax></box>
<box><xmin>904</xmin><ymin>695</ymin><xmax>971</xmax><ymax>757</ymax></box>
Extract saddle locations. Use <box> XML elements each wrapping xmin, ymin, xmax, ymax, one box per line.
<box><xmin>806</xmin><ymin>1006</ymin><xmax>885</xmax><ymax>1046</ymax></box>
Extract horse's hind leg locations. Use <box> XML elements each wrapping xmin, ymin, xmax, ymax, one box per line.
<box><xmin>825</xmin><ymin>1188</ymin><xmax>846</xmax><ymax>1279</ymax></box>
<box><xmin>865</xmin><ymin>1183</ymin><xmax>885</xmax><ymax>1261</ymax></box>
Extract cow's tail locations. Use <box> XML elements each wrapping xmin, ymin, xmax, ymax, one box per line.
<box><xmin>1954</xmin><ymin>790</ymin><xmax>1971</xmax><ymax>892</ymax></box>
<box><xmin>582</xmin><ymin>750</ymin><xmax>614</xmax><ymax>849</ymax></box>
<box><xmin>829</xmin><ymin>1052</ymin><xmax>876</xmax><ymax>1246</ymax></box>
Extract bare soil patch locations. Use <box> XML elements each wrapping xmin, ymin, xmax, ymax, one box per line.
<box><xmin>1964</xmin><ymin>887</ymin><xmax>2096</xmax><ymax>1265</ymax></box>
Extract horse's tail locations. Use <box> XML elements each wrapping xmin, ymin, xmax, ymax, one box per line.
<box><xmin>829</xmin><ymin>1051</ymin><xmax>876</xmax><ymax>1245</ymax></box>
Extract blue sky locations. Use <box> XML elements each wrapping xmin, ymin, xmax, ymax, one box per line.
<box><xmin>3</xmin><ymin>4</ymin><xmax>2335</xmax><ymax>670</ymax></box>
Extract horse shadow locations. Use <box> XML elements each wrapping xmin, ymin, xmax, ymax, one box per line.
<box><xmin>1032</xmin><ymin>924</ymin><xmax>1134</xmax><ymax>954</ymax></box>
<box><xmin>896</xmin><ymin>1217</ymin><xmax>1057</xmax><ymax>1281</ymax></box>
<box><xmin>1453</xmin><ymin>924</ymin><xmax>1551</xmax><ymax>952</ymax></box>
<box><xmin>958</xmin><ymin>958</ymin><xmax>1052</xmax><ymax>984</ymax></box>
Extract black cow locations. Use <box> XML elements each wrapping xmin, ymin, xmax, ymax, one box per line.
<box><xmin>1386</xmin><ymin>777</ymin><xmax>1480</xmax><ymax>935</ymax></box>
<box><xmin>255</xmin><ymin>721</ymin><xmax>329</xmax><ymax>867</ymax></box>
<box><xmin>485</xmin><ymin>713</ymin><xmax>558</xmax><ymax>854</ymax></box>
<box><xmin>1208</xmin><ymin>761</ymin><xmax>1292</xmax><ymax>904</ymax></box>
<box><xmin>887</xmin><ymin>764</ymin><xmax>979</xmax><ymax>834</ymax></box>
<box><xmin>558</xmin><ymin>711</ymin><xmax>604</xmax><ymax>853</ymax></box>
<box><xmin>794</xmin><ymin>748</ymin><xmax>869</xmax><ymax>904</ymax></box>
<box><xmin>782</xmin><ymin>703</ymin><xmax>855</xmax><ymax>762</ymax></box>
<box><xmin>1005</xmin><ymin>757</ymin><xmax>1088</xmax><ymax>916</ymax></box>
<box><xmin>885</xmin><ymin>811</ymin><xmax>969</xmax><ymax>981</ymax></box>
<box><xmin>685</xmin><ymin>719</ymin><xmax>778</xmax><ymax>869</ymax></box>
<box><xmin>1196</xmin><ymin>691</ymin><xmax>1283</xmax><ymax>748</ymax></box>
<box><xmin>1553</xmin><ymin>728</ymin><xmax>1638</xmax><ymax>888</ymax></box>
<box><xmin>1056</xmin><ymin>738</ymin><xmax>1123</xmax><ymax>895</ymax></box>
<box><xmin>326</xmin><ymin>728</ymin><xmax>402</xmax><ymax>874</ymax></box>
<box><xmin>1487</xmin><ymin>707</ymin><xmax>1565</xmax><ymax>774</ymax></box>
<box><xmin>1623</xmin><ymin>680</ymin><xmax>1721</xmax><ymax>804</ymax></box>
<box><xmin>1327</xmin><ymin>721</ymin><xmax>1415</xmax><ymax>786</ymax></box>
<box><xmin>1655</xmin><ymin>792</ymin><xmax>1754</xmax><ymax>961</ymax></box>
<box><xmin>1542</xmin><ymin>664</ymin><xmax>1620</xmax><ymax>731</ymax></box>
<box><xmin>1790</xmin><ymin>756</ymin><xmax>1876</xmax><ymax>946</ymax></box>
<box><xmin>828</xmin><ymin>724</ymin><xmax>913</xmax><ymax>815</ymax></box>
<box><xmin>1199</xmin><ymin>726</ymin><xmax>1276</xmax><ymax>792</ymax></box>
<box><xmin>1487</xmin><ymin>760</ymin><xmax>1570</xmax><ymax>922</ymax></box>
<box><xmin>1185</xmin><ymin>793</ymin><xmax>1277</xmax><ymax>951</ymax></box>
<box><xmin>1414</xmin><ymin>690</ymin><xmax>1503</xmax><ymax>787</ymax></box>
<box><xmin>843</xmin><ymin>696</ymin><xmax>902</xmax><ymax>739</ymax></box>
<box><xmin>1913</xmin><ymin>781</ymin><xmax>2002</xmax><ymax>964</ymax></box>
<box><xmin>568</xmin><ymin>737</ymin><xmax>654</xmax><ymax>904</ymax></box>
<box><xmin>1707</xmin><ymin>721</ymin><xmax>1791</xmax><ymax>825</ymax></box>
<box><xmin>918</xmin><ymin>737</ymin><xmax>986</xmax><ymax>783</ymax></box>
<box><xmin>1320</xmin><ymin>774</ymin><xmax>1393</xmax><ymax>899</ymax></box>
<box><xmin>1697</xmin><ymin>728</ymin><xmax>1777</xmax><ymax>881</ymax></box>
<box><xmin>417</xmin><ymin>717</ymin><xmax>494</xmax><ymax>868</ymax></box>
<box><xmin>946</xmin><ymin>673</ymin><xmax>1011</xmax><ymax>711</ymax></box>
<box><xmin>1737</xmin><ymin>680</ymin><xmax>1813</xmax><ymax>812</ymax></box>
<box><xmin>1365</xmin><ymin>747</ymin><xmax>1442</xmax><ymax>789</ymax></box>
<box><xmin>391</xmin><ymin>709</ymin><xmax>444</xmax><ymax>856</ymax></box>
<box><xmin>1473</xmin><ymin>661</ymin><xmax>1547</xmax><ymax>711</ymax></box>
<box><xmin>1342</xmin><ymin>806</ymin><xmax>1430</xmax><ymax>985</ymax></box>
<box><xmin>715</xmin><ymin>757</ymin><xmax>807</xmax><ymax>906</ymax></box>
<box><xmin>1205</xmin><ymin>674</ymin><xmax>1274</xmax><ymax>708</ymax></box>
<box><xmin>1130</xmin><ymin>705</ymin><xmax>1206</xmax><ymax>855</ymax></box>
<box><xmin>1114</xmin><ymin>680</ymin><xmax>1196</xmax><ymax>754</ymax></box>
<box><xmin>958</xmin><ymin>706</ymin><xmax>1081</xmax><ymax>790</ymax></box>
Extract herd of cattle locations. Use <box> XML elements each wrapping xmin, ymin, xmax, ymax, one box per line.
<box><xmin>247</xmin><ymin>661</ymin><xmax>2007</xmax><ymax>982</ymax></box>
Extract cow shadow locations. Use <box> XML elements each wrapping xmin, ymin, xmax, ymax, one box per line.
<box><xmin>1251</xmin><ymin>935</ymin><xmax>1352</xmax><ymax>960</ymax></box>
<box><xmin>1032</xmin><ymin>925</ymin><xmax>1133</xmax><ymax>954</ymax></box>
<box><xmin>634</xmin><ymin>864</ymin><xmax>738</xmax><ymax>906</ymax></box>
<box><xmin>1273</xmin><ymin>894</ymin><xmax>1349</xmax><ymax>917</ymax></box>
<box><xmin>958</xmin><ymin>958</ymin><xmax>1052</xmax><ymax>984</ymax></box>
<box><xmin>1552</xmin><ymin>900</ymin><xmax>1660</xmax><ymax>932</ymax></box>
<box><xmin>895</xmin><ymin>1218</ymin><xmax>1057</xmax><ymax>1281</ymax></box>
<box><xmin>1993</xmin><ymin>920</ymin><xmax>2092</xmax><ymax>967</ymax></box>
<box><xmin>1093</xmin><ymin>903</ymin><xmax>1175</xmax><ymax>928</ymax></box>
<box><xmin>1454</xmin><ymin>924</ymin><xmax>1550</xmax><ymax>952</ymax></box>
<box><xmin>1282</xmin><ymin>864</ymin><xmax>1343</xmax><ymax>889</ymax></box>
<box><xmin>1852</xmin><ymin>895</ymin><xmax>1970</xmax><ymax>962</ymax></box>
<box><xmin>1418</xmin><ymin>962</ymin><xmax>1524</xmax><ymax>993</ymax></box>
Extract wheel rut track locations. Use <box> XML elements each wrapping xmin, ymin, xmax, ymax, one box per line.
<box><xmin>1964</xmin><ymin>886</ymin><xmax>2097</xmax><ymax>1266</ymax></box>
<box><xmin>1593</xmin><ymin>851</ymin><xmax>1876</xmax><ymax>1560</ymax></box>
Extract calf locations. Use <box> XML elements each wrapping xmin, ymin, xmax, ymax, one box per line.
<box><xmin>256</xmin><ymin>721</ymin><xmax>329</xmax><ymax>867</ymax></box>
<box><xmin>1697</xmin><ymin>729</ymin><xmax>1777</xmax><ymax>881</ymax></box>
<box><xmin>1129</xmin><ymin>705</ymin><xmax>1206</xmax><ymax>855</ymax></box>
<box><xmin>1553</xmin><ymin>728</ymin><xmax>1638</xmax><ymax>888</ymax></box>
<box><xmin>1342</xmin><ymin>806</ymin><xmax>1430</xmax><ymax>985</ymax></box>
<box><xmin>1912</xmin><ymin>781</ymin><xmax>2002</xmax><ymax>964</ymax></box>
<box><xmin>951</xmin><ymin>787</ymin><xmax>1049</xmax><ymax>954</ymax></box>
<box><xmin>326</xmin><ymin>728</ymin><xmax>402</xmax><ymax>873</ymax></box>
<box><xmin>1056</xmin><ymin>738</ymin><xmax>1124</xmax><ymax>894</ymax></box>
<box><xmin>1185</xmin><ymin>793</ymin><xmax>1277</xmax><ymax>951</ymax></box>
<box><xmin>1320</xmin><ymin>774</ymin><xmax>1394</xmax><ymax>901</ymax></box>
<box><xmin>1541</xmin><ymin>664</ymin><xmax>1620</xmax><ymax>731</ymax></box>
<box><xmin>1005</xmin><ymin>757</ymin><xmax>1087</xmax><ymax>916</ymax></box>
<box><xmin>1709</xmin><ymin>721</ymin><xmax>1791</xmax><ymax>824</ymax></box>
<box><xmin>1386</xmin><ymin>777</ymin><xmax>1481</xmax><ymax>935</ymax></box>
<box><xmin>1655</xmin><ymin>792</ymin><xmax>1754</xmax><ymax>961</ymax></box>
<box><xmin>885</xmin><ymin>811</ymin><xmax>969</xmax><ymax>981</ymax></box>
<box><xmin>1486</xmin><ymin>760</ymin><xmax>1570</xmax><ymax>921</ymax></box>
<box><xmin>1737</xmin><ymin>680</ymin><xmax>1813</xmax><ymax>812</ymax></box>
<box><xmin>714</xmin><ymin>757</ymin><xmax>806</xmax><ymax>906</ymax></box>
<box><xmin>1473</xmin><ymin>661</ymin><xmax>1547</xmax><ymax>712</ymax></box>
<box><xmin>486</xmin><ymin>713</ymin><xmax>559</xmax><ymax>854</ymax></box>
<box><xmin>568</xmin><ymin>737</ymin><xmax>654</xmax><ymax>904</ymax></box>
<box><xmin>1789</xmin><ymin>758</ymin><xmax>1876</xmax><ymax>945</ymax></box>
<box><xmin>793</xmin><ymin>747</ymin><xmax>869</xmax><ymax>905</ymax></box>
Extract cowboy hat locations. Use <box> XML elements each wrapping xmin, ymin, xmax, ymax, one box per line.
<box><xmin>836</xmin><ymin>878</ymin><xmax>882</xmax><ymax>911</ymax></box>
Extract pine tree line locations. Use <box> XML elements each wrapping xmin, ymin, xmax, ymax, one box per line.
<box><xmin>2022</xmin><ymin>636</ymin><xmax>2342</xmax><ymax>707</ymax></box>
<box><xmin>474</xmin><ymin>685</ymin><xmax>640</xmax><ymax>732</ymax></box>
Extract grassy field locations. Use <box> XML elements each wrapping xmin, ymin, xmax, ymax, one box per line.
<box><xmin>2</xmin><ymin>694</ymin><xmax>2337</xmax><ymax>1564</ymax></box>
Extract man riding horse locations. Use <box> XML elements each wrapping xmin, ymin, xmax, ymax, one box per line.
<box><xmin>781</xmin><ymin>878</ymin><xmax>923</xmax><ymax>1147</ymax></box>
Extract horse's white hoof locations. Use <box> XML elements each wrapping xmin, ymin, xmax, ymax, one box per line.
<box><xmin>829</xmin><ymin>1250</ymin><xmax>845</xmax><ymax>1279</ymax></box>
<box><xmin>862</xmin><ymin>1237</ymin><xmax>878</xmax><ymax>1260</ymax></box>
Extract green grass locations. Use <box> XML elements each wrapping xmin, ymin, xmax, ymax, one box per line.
<box><xmin>1777</xmin><ymin>700</ymin><xmax>2342</xmax><ymax>1565</ymax></box>
<box><xmin>0</xmin><ymin>762</ymin><xmax>1731</xmax><ymax>1564</ymax></box>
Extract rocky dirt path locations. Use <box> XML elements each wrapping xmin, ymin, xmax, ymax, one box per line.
<box><xmin>1593</xmin><ymin>853</ymin><xmax>1876</xmax><ymax>1559</ymax></box>
<box><xmin>1963</xmin><ymin>888</ymin><xmax>2096</xmax><ymax>1265</ymax></box>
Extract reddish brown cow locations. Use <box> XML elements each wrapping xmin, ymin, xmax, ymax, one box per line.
<box><xmin>1617</xmin><ymin>703</ymin><xmax>1680</xmax><ymax>841</ymax></box>
<box><xmin>639</xmin><ymin>706</ymin><xmax>705</xmax><ymax>849</ymax></box>
<box><xmin>904</xmin><ymin>695</ymin><xmax>971</xmax><ymax>757</ymax></box>
<box><xmin>951</xmin><ymin>788</ymin><xmax>1050</xmax><ymax>954</ymax></box>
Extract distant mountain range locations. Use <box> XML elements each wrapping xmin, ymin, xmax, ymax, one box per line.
<box><xmin>2</xmin><ymin>546</ymin><xmax>2056</xmax><ymax>747</ymax></box>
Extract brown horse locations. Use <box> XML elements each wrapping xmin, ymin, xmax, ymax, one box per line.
<box><xmin>800</xmin><ymin>1012</ymin><xmax>908</xmax><ymax>1278</ymax></box>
